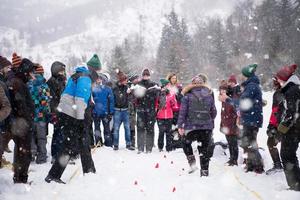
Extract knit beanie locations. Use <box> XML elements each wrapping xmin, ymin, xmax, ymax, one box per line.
<box><xmin>142</xmin><ymin>68</ymin><xmax>150</xmax><ymax>76</ymax></box>
<box><xmin>51</xmin><ymin>61</ymin><xmax>66</xmax><ymax>76</ymax></box>
<box><xmin>0</xmin><ymin>56</ymin><xmax>12</xmax><ymax>70</ymax></box>
<box><xmin>34</xmin><ymin>63</ymin><xmax>44</xmax><ymax>75</ymax></box>
<box><xmin>12</xmin><ymin>52</ymin><xmax>22</xmax><ymax>68</ymax></box>
<box><xmin>228</xmin><ymin>75</ymin><xmax>237</xmax><ymax>84</ymax></box>
<box><xmin>18</xmin><ymin>58</ymin><xmax>34</xmax><ymax>74</ymax></box>
<box><xmin>242</xmin><ymin>64</ymin><xmax>257</xmax><ymax>78</ymax></box>
<box><xmin>87</xmin><ymin>54</ymin><xmax>102</xmax><ymax>70</ymax></box>
<box><xmin>160</xmin><ymin>79</ymin><xmax>169</xmax><ymax>87</ymax></box>
<box><xmin>276</xmin><ymin>64</ymin><xmax>297</xmax><ymax>81</ymax></box>
<box><xmin>192</xmin><ymin>73</ymin><xmax>208</xmax><ymax>84</ymax></box>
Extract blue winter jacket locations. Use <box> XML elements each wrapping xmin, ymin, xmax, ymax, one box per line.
<box><xmin>92</xmin><ymin>84</ymin><xmax>115</xmax><ymax>117</ymax></box>
<box><xmin>58</xmin><ymin>66</ymin><xmax>91</xmax><ymax>120</ymax></box>
<box><xmin>239</xmin><ymin>75</ymin><xmax>263</xmax><ymax>128</ymax></box>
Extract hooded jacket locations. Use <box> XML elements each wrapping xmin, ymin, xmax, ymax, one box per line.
<box><xmin>239</xmin><ymin>75</ymin><xmax>263</xmax><ymax>128</ymax></box>
<box><xmin>278</xmin><ymin>75</ymin><xmax>300</xmax><ymax>133</ymax></box>
<box><xmin>178</xmin><ymin>84</ymin><xmax>217</xmax><ymax>131</ymax></box>
<box><xmin>155</xmin><ymin>91</ymin><xmax>179</xmax><ymax>119</ymax></box>
<box><xmin>58</xmin><ymin>67</ymin><xmax>91</xmax><ymax>120</ymax></box>
<box><xmin>27</xmin><ymin>74</ymin><xmax>51</xmax><ymax>122</ymax></box>
<box><xmin>92</xmin><ymin>84</ymin><xmax>114</xmax><ymax>116</ymax></box>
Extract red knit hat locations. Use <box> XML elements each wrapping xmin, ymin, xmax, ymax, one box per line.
<box><xmin>276</xmin><ymin>64</ymin><xmax>297</xmax><ymax>81</ymax></box>
<box><xmin>12</xmin><ymin>52</ymin><xmax>22</xmax><ymax>68</ymax></box>
<box><xmin>228</xmin><ymin>75</ymin><xmax>237</xmax><ymax>84</ymax></box>
<box><xmin>34</xmin><ymin>63</ymin><xmax>44</xmax><ymax>74</ymax></box>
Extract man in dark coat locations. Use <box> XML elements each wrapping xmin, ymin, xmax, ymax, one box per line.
<box><xmin>128</xmin><ymin>74</ymin><xmax>140</xmax><ymax>148</ymax></box>
<box><xmin>0</xmin><ymin>56</ymin><xmax>12</xmax><ymax>168</ymax></box>
<box><xmin>46</xmin><ymin>61</ymin><xmax>66</xmax><ymax>163</ymax></box>
<box><xmin>112</xmin><ymin>71</ymin><xmax>134</xmax><ymax>150</ymax></box>
<box><xmin>6</xmin><ymin>56</ymin><xmax>35</xmax><ymax>183</ymax></box>
<box><xmin>219</xmin><ymin>64</ymin><xmax>264</xmax><ymax>173</ymax></box>
<box><xmin>134</xmin><ymin>69</ymin><xmax>159</xmax><ymax>153</ymax></box>
<box><xmin>178</xmin><ymin>74</ymin><xmax>217</xmax><ymax>176</ymax></box>
<box><xmin>45</xmin><ymin>66</ymin><xmax>96</xmax><ymax>184</ymax></box>
<box><xmin>276</xmin><ymin>64</ymin><xmax>300</xmax><ymax>191</ymax></box>
<box><xmin>85</xmin><ymin>54</ymin><xmax>101</xmax><ymax>147</ymax></box>
<box><xmin>265</xmin><ymin>77</ymin><xmax>284</xmax><ymax>175</ymax></box>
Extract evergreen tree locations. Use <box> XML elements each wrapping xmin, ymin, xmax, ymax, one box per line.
<box><xmin>156</xmin><ymin>10</ymin><xmax>194</xmax><ymax>82</ymax></box>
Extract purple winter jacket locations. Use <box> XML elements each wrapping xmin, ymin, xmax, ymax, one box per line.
<box><xmin>177</xmin><ymin>84</ymin><xmax>217</xmax><ymax>132</ymax></box>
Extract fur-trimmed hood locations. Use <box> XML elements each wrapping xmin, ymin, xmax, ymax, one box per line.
<box><xmin>181</xmin><ymin>83</ymin><xmax>212</xmax><ymax>95</ymax></box>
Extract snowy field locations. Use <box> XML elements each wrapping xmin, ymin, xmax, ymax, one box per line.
<box><xmin>0</xmin><ymin>91</ymin><xmax>299</xmax><ymax>200</ymax></box>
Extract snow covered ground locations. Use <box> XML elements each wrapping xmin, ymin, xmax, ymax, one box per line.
<box><xmin>0</xmin><ymin>91</ymin><xmax>299</xmax><ymax>200</ymax></box>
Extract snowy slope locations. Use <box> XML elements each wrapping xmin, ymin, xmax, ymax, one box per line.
<box><xmin>0</xmin><ymin>92</ymin><xmax>299</xmax><ymax>200</ymax></box>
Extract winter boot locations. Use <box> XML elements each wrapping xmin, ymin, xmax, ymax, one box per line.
<box><xmin>200</xmin><ymin>169</ymin><xmax>209</xmax><ymax>177</ymax></box>
<box><xmin>45</xmin><ymin>175</ymin><xmax>66</xmax><ymax>184</ymax></box>
<box><xmin>187</xmin><ymin>155</ymin><xmax>198</xmax><ymax>174</ymax></box>
<box><xmin>4</xmin><ymin>146</ymin><xmax>12</xmax><ymax>153</ymax></box>
<box><xmin>266</xmin><ymin>163</ymin><xmax>283</xmax><ymax>175</ymax></box>
<box><xmin>226</xmin><ymin>159</ymin><xmax>238</xmax><ymax>166</ymax></box>
<box><xmin>126</xmin><ymin>145</ymin><xmax>135</xmax><ymax>151</ymax></box>
<box><xmin>113</xmin><ymin>146</ymin><xmax>119</xmax><ymax>151</ymax></box>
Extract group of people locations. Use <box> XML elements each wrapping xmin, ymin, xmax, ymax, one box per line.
<box><xmin>0</xmin><ymin>52</ymin><xmax>299</xmax><ymax>191</ymax></box>
<box><xmin>218</xmin><ymin>64</ymin><xmax>300</xmax><ymax>191</ymax></box>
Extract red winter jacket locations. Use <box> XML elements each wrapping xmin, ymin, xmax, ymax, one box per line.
<box><xmin>156</xmin><ymin>93</ymin><xmax>179</xmax><ymax>119</ymax></box>
<box><xmin>220</xmin><ymin>102</ymin><xmax>239</xmax><ymax>135</ymax></box>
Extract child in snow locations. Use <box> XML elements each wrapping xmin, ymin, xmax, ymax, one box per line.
<box><xmin>265</xmin><ymin>76</ymin><xmax>284</xmax><ymax>175</ymax></box>
<box><xmin>28</xmin><ymin>64</ymin><xmax>51</xmax><ymax>164</ymax></box>
<box><xmin>134</xmin><ymin>69</ymin><xmax>160</xmax><ymax>153</ymax></box>
<box><xmin>275</xmin><ymin>64</ymin><xmax>300</xmax><ymax>191</ymax></box>
<box><xmin>219</xmin><ymin>64</ymin><xmax>264</xmax><ymax>174</ymax></box>
<box><xmin>92</xmin><ymin>73</ymin><xmax>114</xmax><ymax>147</ymax></box>
<box><xmin>47</xmin><ymin>61</ymin><xmax>66</xmax><ymax>163</ymax></box>
<box><xmin>112</xmin><ymin>71</ymin><xmax>134</xmax><ymax>150</ymax></box>
<box><xmin>219</xmin><ymin>76</ymin><xmax>240</xmax><ymax>166</ymax></box>
<box><xmin>178</xmin><ymin>73</ymin><xmax>217</xmax><ymax>176</ymax></box>
<box><xmin>156</xmin><ymin>79</ymin><xmax>179</xmax><ymax>152</ymax></box>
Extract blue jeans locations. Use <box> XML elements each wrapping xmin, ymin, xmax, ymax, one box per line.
<box><xmin>113</xmin><ymin>110</ymin><xmax>131</xmax><ymax>147</ymax></box>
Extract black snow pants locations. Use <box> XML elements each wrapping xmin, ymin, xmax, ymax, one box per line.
<box><xmin>47</xmin><ymin>113</ymin><xmax>96</xmax><ymax>179</ymax></box>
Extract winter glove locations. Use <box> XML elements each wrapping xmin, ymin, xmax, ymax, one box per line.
<box><xmin>277</xmin><ymin>123</ymin><xmax>289</xmax><ymax>134</ymax></box>
<box><xmin>107</xmin><ymin>114</ymin><xmax>113</xmax><ymax>121</ymax></box>
<box><xmin>50</xmin><ymin>113</ymin><xmax>58</xmax><ymax>124</ymax></box>
<box><xmin>267</xmin><ymin>125</ymin><xmax>277</xmax><ymax>137</ymax></box>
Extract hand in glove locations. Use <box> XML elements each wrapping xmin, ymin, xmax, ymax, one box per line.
<box><xmin>277</xmin><ymin>123</ymin><xmax>289</xmax><ymax>134</ymax></box>
<box><xmin>267</xmin><ymin>125</ymin><xmax>277</xmax><ymax>137</ymax></box>
<box><xmin>107</xmin><ymin>114</ymin><xmax>113</xmax><ymax>121</ymax></box>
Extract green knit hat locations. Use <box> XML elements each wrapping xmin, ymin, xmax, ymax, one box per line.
<box><xmin>160</xmin><ymin>78</ymin><xmax>169</xmax><ymax>87</ymax></box>
<box><xmin>87</xmin><ymin>54</ymin><xmax>102</xmax><ymax>70</ymax></box>
<box><xmin>242</xmin><ymin>64</ymin><xmax>257</xmax><ymax>77</ymax></box>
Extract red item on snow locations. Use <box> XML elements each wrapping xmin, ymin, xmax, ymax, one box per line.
<box><xmin>134</xmin><ymin>180</ymin><xmax>138</xmax><ymax>185</ymax></box>
<box><xmin>276</xmin><ymin>64</ymin><xmax>297</xmax><ymax>81</ymax></box>
<box><xmin>172</xmin><ymin>187</ymin><xmax>176</xmax><ymax>192</ymax></box>
<box><xmin>155</xmin><ymin>163</ymin><xmax>159</xmax><ymax>168</ymax></box>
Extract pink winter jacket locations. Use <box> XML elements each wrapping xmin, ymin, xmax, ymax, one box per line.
<box><xmin>156</xmin><ymin>93</ymin><xmax>179</xmax><ymax>119</ymax></box>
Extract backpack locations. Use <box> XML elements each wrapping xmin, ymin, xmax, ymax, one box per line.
<box><xmin>187</xmin><ymin>92</ymin><xmax>212</xmax><ymax>124</ymax></box>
